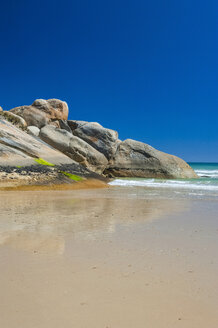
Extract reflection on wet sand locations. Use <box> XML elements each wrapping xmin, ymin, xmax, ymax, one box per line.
<box><xmin>0</xmin><ymin>189</ymin><xmax>189</xmax><ymax>254</ymax></box>
<box><xmin>0</xmin><ymin>231</ymin><xmax>65</xmax><ymax>255</ymax></box>
<box><xmin>0</xmin><ymin>188</ymin><xmax>218</xmax><ymax>328</ymax></box>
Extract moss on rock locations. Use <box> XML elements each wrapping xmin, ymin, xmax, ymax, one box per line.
<box><xmin>60</xmin><ymin>171</ymin><xmax>83</xmax><ymax>181</ymax></box>
<box><xmin>34</xmin><ymin>158</ymin><xmax>55</xmax><ymax>166</ymax></box>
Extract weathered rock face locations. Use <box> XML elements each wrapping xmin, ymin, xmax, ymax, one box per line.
<box><xmin>10</xmin><ymin>105</ymin><xmax>48</xmax><ymax>128</ymax></box>
<box><xmin>0</xmin><ymin>111</ymin><xmax>27</xmax><ymax>129</ymax></box>
<box><xmin>105</xmin><ymin>139</ymin><xmax>197</xmax><ymax>179</ymax></box>
<box><xmin>0</xmin><ymin>119</ymin><xmax>74</xmax><ymax>166</ymax></box>
<box><xmin>40</xmin><ymin>125</ymin><xmax>108</xmax><ymax>174</ymax></box>
<box><xmin>68</xmin><ymin>120</ymin><xmax>88</xmax><ymax>131</ymax></box>
<box><xmin>32</xmin><ymin>99</ymin><xmax>68</xmax><ymax>120</ymax></box>
<box><xmin>10</xmin><ymin>99</ymin><xmax>68</xmax><ymax>128</ymax></box>
<box><xmin>73</xmin><ymin>122</ymin><xmax>119</xmax><ymax>160</ymax></box>
<box><xmin>68</xmin><ymin>120</ymin><xmax>102</xmax><ymax>132</ymax></box>
<box><xmin>59</xmin><ymin>120</ymin><xmax>72</xmax><ymax>133</ymax></box>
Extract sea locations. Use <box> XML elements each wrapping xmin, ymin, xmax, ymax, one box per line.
<box><xmin>109</xmin><ymin>163</ymin><xmax>218</xmax><ymax>199</ymax></box>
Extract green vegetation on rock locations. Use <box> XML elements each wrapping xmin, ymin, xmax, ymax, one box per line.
<box><xmin>34</xmin><ymin>158</ymin><xmax>55</xmax><ymax>166</ymax></box>
<box><xmin>34</xmin><ymin>158</ymin><xmax>83</xmax><ymax>182</ymax></box>
<box><xmin>60</xmin><ymin>171</ymin><xmax>83</xmax><ymax>181</ymax></box>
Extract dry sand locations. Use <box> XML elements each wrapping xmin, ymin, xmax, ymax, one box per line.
<box><xmin>0</xmin><ymin>187</ymin><xmax>218</xmax><ymax>328</ymax></box>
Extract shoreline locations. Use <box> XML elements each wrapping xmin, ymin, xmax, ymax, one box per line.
<box><xmin>0</xmin><ymin>178</ymin><xmax>108</xmax><ymax>191</ymax></box>
<box><xmin>0</xmin><ymin>187</ymin><xmax>217</xmax><ymax>328</ymax></box>
<box><xmin>0</xmin><ymin>163</ymin><xmax>109</xmax><ymax>191</ymax></box>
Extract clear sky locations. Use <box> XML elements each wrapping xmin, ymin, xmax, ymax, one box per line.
<box><xmin>0</xmin><ymin>0</ymin><xmax>217</xmax><ymax>161</ymax></box>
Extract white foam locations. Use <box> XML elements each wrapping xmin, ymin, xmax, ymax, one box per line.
<box><xmin>109</xmin><ymin>179</ymin><xmax>218</xmax><ymax>191</ymax></box>
<box><xmin>195</xmin><ymin>170</ymin><xmax>218</xmax><ymax>178</ymax></box>
<box><xmin>195</xmin><ymin>170</ymin><xmax>218</xmax><ymax>173</ymax></box>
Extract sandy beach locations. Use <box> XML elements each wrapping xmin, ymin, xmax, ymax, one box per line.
<box><xmin>0</xmin><ymin>187</ymin><xmax>218</xmax><ymax>328</ymax></box>
<box><xmin>1</xmin><ymin>0</ymin><xmax>216</xmax><ymax>326</ymax></box>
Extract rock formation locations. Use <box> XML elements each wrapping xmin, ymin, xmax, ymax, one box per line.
<box><xmin>104</xmin><ymin>139</ymin><xmax>197</xmax><ymax>178</ymax></box>
<box><xmin>0</xmin><ymin>118</ymin><xmax>73</xmax><ymax>166</ymax></box>
<box><xmin>40</xmin><ymin>125</ymin><xmax>108</xmax><ymax>174</ymax></box>
<box><xmin>0</xmin><ymin>118</ymin><xmax>107</xmax><ymax>188</ymax></box>
<box><xmin>0</xmin><ymin>98</ymin><xmax>197</xmax><ymax>181</ymax></box>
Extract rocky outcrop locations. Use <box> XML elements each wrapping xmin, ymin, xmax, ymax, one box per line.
<box><xmin>0</xmin><ymin>98</ymin><xmax>198</xmax><ymax>180</ymax></box>
<box><xmin>0</xmin><ymin>118</ymin><xmax>74</xmax><ymax>166</ymax></box>
<box><xmin>40</xmin><ymin>125</ymin><xmax>108</xmax><ymax>174</ymax></box>
<box><xmin>105</xmin><ymin>139</ymin><xmax>197</xmax><ymax>179</ymax></box>
<box><xmin>10</xmin><ymin>99</ymin><xmax>68</xmax><ymax>128</ymax></box>
<box><xmin>73</xmin><ymin>122</ymin><xmax>119</xmax><ymax>160</ymax></box>
<box><xmin>0</xmin><ymin>118</ymin><xmax>107</xmax><ymax>189</ymax></box>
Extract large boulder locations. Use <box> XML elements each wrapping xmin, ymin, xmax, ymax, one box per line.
<box><xmin>105</xmin><ymin>139</ymin><xmax>197</xmax><ymax>179</ymax></box>
<box><xmin>40</xmin><ymin>125</ymin><xmax>108</xmax><ymax>174</ymax></box>
<box><xmin>73</xmin><ymin>122</ymin><xmax>119</xmax><ymax>160</ymax></box>
<box><xmin>32</xmin><ymin>99</ymin><xmax>68</xmax><ymax>120</ymax></box>
<box><xmin>9</xmin><ymin>99</ymin><xmax>68</xmax><ymax>128</ymax></box>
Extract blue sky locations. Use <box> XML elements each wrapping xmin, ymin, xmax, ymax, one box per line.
<box><xmin>0</xmin><ymin>0</ymin><xmax>217</xmax><ymax>161</ymax></box>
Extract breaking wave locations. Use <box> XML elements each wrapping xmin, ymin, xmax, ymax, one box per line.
<box><xmin>195</xmin><ymin>170</ymin><xmax>218</xmax><ymax>178</ymax></box>
<box><xmin>109</xmin><ymin>178</ymin><xmax>218</xmax><ymax>191</ymax></box>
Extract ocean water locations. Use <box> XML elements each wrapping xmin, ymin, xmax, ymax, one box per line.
<box><xmin>109</xmin><ymin>163</ymin><xmax>218</xmax><ymax>199</ymax></box>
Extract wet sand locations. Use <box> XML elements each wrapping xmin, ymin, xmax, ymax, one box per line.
<box><xmin>0</xmin><ymin>178</ymin><xmax>107</xmax><ymax>191</ymax></box>
<box><xmin>0</xmin><ymin>187</ymin><xmax>218</xmax><ymax>328</ymax></box>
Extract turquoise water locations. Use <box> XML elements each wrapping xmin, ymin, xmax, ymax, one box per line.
<box><xmin>189</xmin><ymin>162</ymin><xmax>218</xmax><ymax>178</ymax></box>
<box><xmin>109</xmin><ymin>163</ymin><xmax>218</xmax><ymax>199</ymax></box>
